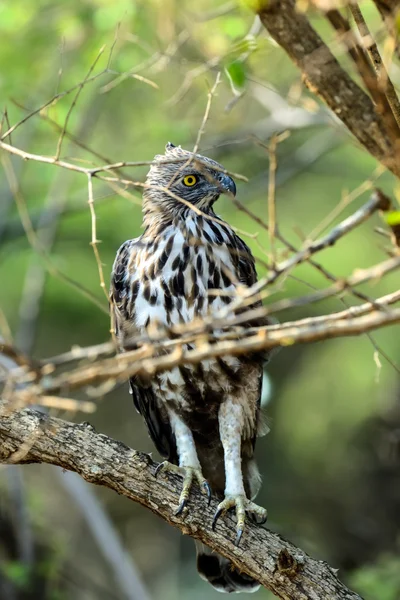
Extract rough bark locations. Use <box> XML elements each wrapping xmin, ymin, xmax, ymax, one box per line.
<box><xmin>258</xmin><ymin>0</ymin><xmax>400</xmax><ymax>178</ymax></box>
<box><xmin>0</xmin><ymin>400</ymin><xmax>363</xmax><ymax>600</ymax></box>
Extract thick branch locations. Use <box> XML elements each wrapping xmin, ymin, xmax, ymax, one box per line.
<box><xmin>0</xmin><ymin>401</ymin><xmax>363</xmax><ymax>600</ymax></box>
<box><xmin>258</xmin><ymin>0</ymin><xmax>400</xmax><ymax>178</ymax></box>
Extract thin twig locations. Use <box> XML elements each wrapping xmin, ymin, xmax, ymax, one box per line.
<box><xmin>87</xmin><ymin>174</ymin><xmax>109</xmax><ymax>300</ymax></box>
<box><xmin>268</xmin><ymin>134</ymin><xmax>278</xmax><ymax>266</ymax></box>
<box><xmin>1</xmin><ymin>154</ymin><xmax>108</xmax><ymax>314</ymax></box>
<box><xmin>55</xmin><ymin>46</ymin><xmax>105</xmax><ymax>160</ymax></box>
<box><xmin>325</xmin><ymin>8</ymin><xmax>400</xmax><ymax>145</ymax></box>
<box><xmin>11</xmin><ymin>295</ymin><xmax>400</xmax><ymax>397</ymax></box>
<box><xmin>350</xmin><ymin>3</ymin><xmax>400</xmax><ymax>128</ymax></box>
<box><xmin>258</xmin><ymin>0</ymin><xmax>400</xmax><ymax>177</ymax></box>
<box><xmin>232</xmin><ymin>189</ymin><xmax>392</xmax><ymax>310</ymax></box>
<box><xmin>36</xmin><ymin>287</ymin><xmax>400</xmax><ymax>371</ymax></box>
<box><xmin>1</xmin><ymin>71</ymin><xmax>109</xmax><ymax>141</ymax></box>
<box><xmin>193</xmin><ymin>72</ymin><xmax>221</xmax><ymax>154</ymax></box>
<box><xmin>0</xmin><ymin>139</ymin><xmax>248</xmax><ymax>182</ymax></box>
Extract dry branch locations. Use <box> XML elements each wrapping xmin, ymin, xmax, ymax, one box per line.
<box><xmin>325</xmin><ymin>8</ymin><xmax>400</xmax><ymax>143</ymax></box>
<box><xmin>258</xmin><ymin>0</ymin><xmax>400</xmax><ymax>177</ymax></box>
<box><xmin>349</xmin><ymin>3</ymin><xmax>400</xmax><ymax>129</ymax></box>
<box><xmin>3</xmin><ymin>299</ymin><xmax>399</xmax><ymax>401</ymax></box>
<box><xmin>373</xmin><ymin>1</ymin><xmax>400</xmax><ymax>59</ymax></box>
<box><xmin>0</xmin><ymin>400</ymin><xmax>363</xmax><ymax>600</ymax></box>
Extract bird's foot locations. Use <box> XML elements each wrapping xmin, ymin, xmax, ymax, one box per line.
<box><xmin>154</xmin><ymin>461</ymin><xmax>211</xmax><ymax>515</ymax></box>
<box><xmin>212</xmin><ymin>495</ymin><xmax>267</xmax><ymax>546</ymax></box>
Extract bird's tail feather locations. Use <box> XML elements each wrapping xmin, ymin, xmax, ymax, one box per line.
<box><xmin>195</xmin><ymin>542</ymin><xmax>260</xmax><ymax>594</ymax></box>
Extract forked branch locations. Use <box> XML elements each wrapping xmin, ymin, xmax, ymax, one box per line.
<box><xmin>258</xmin><ymin>0</ymin><xmax>400</xmax><ymax>177</ymax></box>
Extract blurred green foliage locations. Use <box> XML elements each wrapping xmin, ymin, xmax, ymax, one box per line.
<box><xmin>0</xmin><ymin>1</ymin><xmax>400</xmax><ymax>599</ymax></box>
<box><xmin>351</xmin><ymin>555</ymin><xmax>400</xmax><ymax>600</ymax></box>
<box><xmin>1</xmin><ymin>561</ymin><xmax>31</xmax><ymax>589</ymax></box>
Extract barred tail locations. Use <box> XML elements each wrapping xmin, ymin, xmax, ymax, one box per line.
<box><xmin>195</xmin><ymin>542</ymin><xmax>260</xmax><ymax>594</ymax></box>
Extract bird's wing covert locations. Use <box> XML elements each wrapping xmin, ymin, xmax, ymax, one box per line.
<box><xmin>110</xmin><ymin>238</ymin><xmax>177</xmax><ymax>462</ymax></box>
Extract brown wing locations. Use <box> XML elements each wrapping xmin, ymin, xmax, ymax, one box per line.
<box><xmin>129</xmin><ymin>381</ymin><xmax>177</xmax><ymax>462</ymax></box>
<box><xmin>110</xmin><ymin>239</ymin><xmax>177</xmax><ymax>462</ymax></box>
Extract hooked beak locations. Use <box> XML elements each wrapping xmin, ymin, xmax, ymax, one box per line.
<box><xmin>217</xmin><ymin>173</ymin><xmax>236</xmax><ymax>196</ymax></box>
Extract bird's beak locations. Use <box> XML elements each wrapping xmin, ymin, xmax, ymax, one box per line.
<box><xmin>218</xmin><ymin>174</ymin><xmax>236</xmax><ymax>196</ymax></box>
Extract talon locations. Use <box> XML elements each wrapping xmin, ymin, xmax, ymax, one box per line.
<box><xmin>153</xmin><ymin>461</ymin><xmax>210</xmax><ymax>515</ymax></box>
<box><xmin>202</xmin><ymin>481</ymin><xmax>212</xmax><ymax>506</ymax></box>
<box><xmin>252</xmin><ymin>512</ymin><xmax>268</xmax><ymax>525</ymax></box>
<box><xmin>212</xmin><ymin>495</ymin><xmax>267</xmax><ymax>542</ymax></box>
<box><xmin>212</xmin><ymin>507</ymin><xmax>225</xmax><ymax>530</ymax></box>
<box><xmin>249</xmin><ymin>505</ymin><xmax>267</xmax><ymax>526</ymax></box>
<box><xmin>154</xmin><ymin>461</ymin><xmax>166</xmax><ymax>477</ymax></box>
<box><xmin>235</xmin><ymin>528</ymin><xmax>243</xmax><ymax>547</ymax></box>
<box><xmin>175</xmin><ymin>498</ymin><xmax>187</xmax><ymax>516</ymax></box>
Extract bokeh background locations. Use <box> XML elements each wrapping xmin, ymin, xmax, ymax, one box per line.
<box><xmin>1</xmin><ymin>1</ymin><xmax>400</xmax><ymax>599</ymax></box>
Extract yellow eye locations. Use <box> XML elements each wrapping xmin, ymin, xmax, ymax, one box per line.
<box><xmin>183</xmin><ymin>174</ymin><xmax>198</xmax><ymax>187</ymax></box>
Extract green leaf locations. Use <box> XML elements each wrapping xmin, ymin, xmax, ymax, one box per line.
<box><xmin>239</xmin><ymin>0</ymin><xmax>270</xmax><ymax>13</ymax></box>
<box><xmin>385</xmin><ymin>211</ymin><xmax>400</xmax><ymax>226</ymax></box>
<box><xmin>225</xmin><ymin>60</ymin><xmax>246</xmax><ymax>90</ymax></box>
<box><xmin>221</xmin><ymin>16</ymin><xmax>248</xmax><ymax>39</ymax></box>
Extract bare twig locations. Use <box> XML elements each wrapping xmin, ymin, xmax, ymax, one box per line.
<box><xmin>9</xmin><ymin>300</ymin><xmax>399</xmax><ymax>398</ymax></box>
<box><xmin>33</xmin><ymin>287</ymin><xmax>399</xmax><ymax>372</ymax></box>
<box><xmin>87</xmin><ymin>174</ymin><xmax>109</xmax><ymax>300</ymax></box>
<box><xmin>1</xmin><ymin>70</ymin><xmax>109</xmax><ymax>142</ymax></box>
<box><xmin>193</xmin><ymin>72</ymin><xmax>221</xmax><ymax>154</ymax></box>
<box><xmin>0</xmin><ymin>139</ymin><xmax>248</xmax><ymax>183</ymax></box>
<box><xmin>1</xmin><ymin>153</ymin><xmax>108</xmax><ymax>314</ymax></box>
<box><xmin>373</xmin><ymin>0</ymin><xmax>400</xmax><ymax>60</ymax></box>
<box><xmin>54</xmin><ymin>46</ymin><xmax>105</xmax><ymax>161</ymax></box>
<box><xmin>325</xmin><ymin>8</ymin><xmax>400</xmax><ymax>144</ymax></box>
<box><xmin>268</xmin><ymin>134</ymin><xmax>278</xmax><ymax>266</ymax></box>
<box><xmin>349</xmin><ymin>3</ymin><xmax>400</xmax><ymax>128</ymax></box>
<box><xmin>236</xmin><ymin>189</ymin><xmax>392</xmax><ymax>308</ymax></box>
<box><xmin>258</xmin><ymin>0</ymin><xmax>400</xmax><ymax>177</ymax></box>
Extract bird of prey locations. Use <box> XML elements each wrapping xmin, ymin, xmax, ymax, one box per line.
<box><xmin>110</xmin><ymin>143</ymin><xmax>269</xmax><ymax>593</ymax></box>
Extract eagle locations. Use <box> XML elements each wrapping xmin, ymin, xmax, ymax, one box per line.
<box><xmin>110</xmin><ymin>143</ymin><xmax>269</xmax><ymax>593</ymax></box>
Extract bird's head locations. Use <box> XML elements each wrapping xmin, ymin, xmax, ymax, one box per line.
<box><xmin>142</xmin><ymin>142</ymin><xmax>236</xmax><ymax>224</ymax></box>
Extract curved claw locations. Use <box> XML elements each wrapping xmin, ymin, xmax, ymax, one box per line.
<box><xmin>212</xmin><ymin>506</ymin><xmax>225</xmax><ymax>531</ymax></box>
<box><xmin>249</xmin><ymin>511</ymin><xmax>268</xmax><ymax>526</ymax></box>
<box><xmin>203</xmin><ymin>481</ymin><xmax>212</xmax><ymax>506</ymax></box>
<box><xmin>212</xmin><ymin>495</ymin><xmax>267</xmax><ymax>543</ymax></box>
<box><xmin>256</xmin><ymin>513</ymin><xmax>268</xmax><ymax>526</ymax></box>
<box><xmin>235</xmin><ymin>528</ymin><xmax>243</xmax><ymax>547</ymax></box>
<box><xmin>154</xmin><ymin>461</ymin><xmax>210</xmax><ymax>516</ymax></box>
<box><xmin>175</xmin><ymin>498</ymin><xmax>187</xmax><ymax>516</ymax></box>
<box><xmin>154</xmin><ymin>461</ymin><xmax>166</xmax><ymax>478</ymax></box>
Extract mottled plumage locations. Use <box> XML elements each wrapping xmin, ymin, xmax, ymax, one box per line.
<box><xmin>110</xmin><ymin>143</ymin><xmax>269</xmax><ymax>593</ymax></box>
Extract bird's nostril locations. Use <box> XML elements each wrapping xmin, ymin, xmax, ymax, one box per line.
<box><xmin>215</xmin><ymin>173</ymin><xmax>236</xmax><ymax>195</ymax></box>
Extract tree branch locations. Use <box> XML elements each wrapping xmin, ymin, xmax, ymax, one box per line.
<box><xmin>258</xmin><ymin>0</ymin><xmax>400</xmax><ymax>178</ymax></box>
<box><xmin>11</xmin><ymin>300</ymin><xmax>398</xmax><ymax>397</ymax></box>
<box><xmin>349</xmin><ymin>3</ymin><xmax>400</xmax><ymax>129</ymax></box>
<box><xmin>0</xmin><ymin>400</ymin><xmax>363</xmax><ymax>600</ymax></box>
